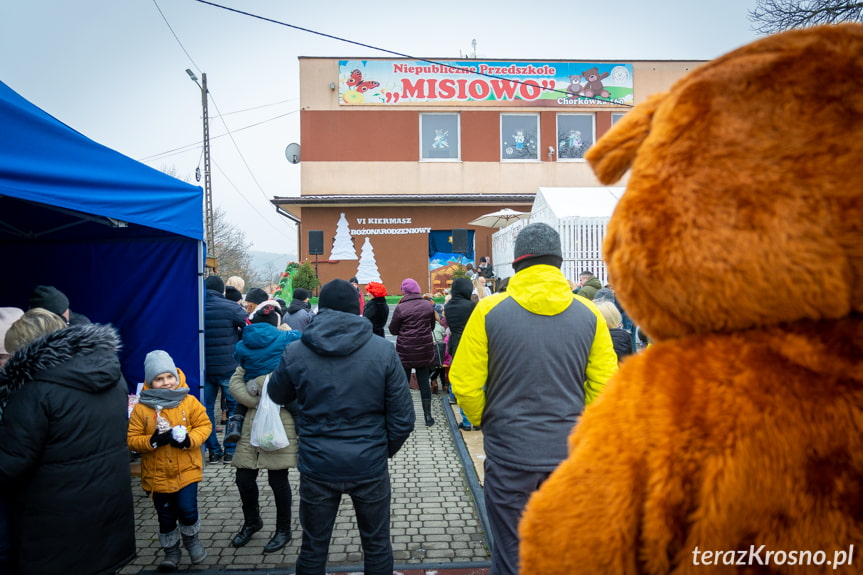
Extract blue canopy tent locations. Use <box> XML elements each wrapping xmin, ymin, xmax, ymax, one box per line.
<box><xmin>0</xmin><ymin>81</ymin><xmax>206</xmax><ymax>396</ymax></box>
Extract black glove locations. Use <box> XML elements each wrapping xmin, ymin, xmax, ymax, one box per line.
<box><xmin>150</xmin><ymin>430</ymin><xmax>172</xmax><ymax>449</ymax></box>
<box><xmin>170</xmin><ymin>435</ymin><xmax>191</xmax><ymax>449</ymax></box>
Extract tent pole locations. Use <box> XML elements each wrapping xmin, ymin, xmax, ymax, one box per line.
<box><xmin>197</xmin><ymin>241</ymin><xmax>206</xmax><ymax>400</ymax></box>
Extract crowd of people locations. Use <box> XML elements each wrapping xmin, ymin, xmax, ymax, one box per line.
<box><xmin>0</xmin><ymin>232</ymin><xmax>639</xmax><ymax>575</ymax></box>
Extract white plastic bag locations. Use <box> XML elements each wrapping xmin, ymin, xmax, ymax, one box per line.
<box><xmin>250</xmin><ymin>375</ymin><xmax>290</xmax><ymax>451</ymax></box>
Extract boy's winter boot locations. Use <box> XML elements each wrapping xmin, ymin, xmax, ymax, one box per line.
<box><xmin>224</xmin><ymin>414</ymin><xmax>244</xmax><ymax>443</ymax></box>
<box><xmin>157</xmin><ymin>528</ymin><xmax>182</xmax><ymax>572</ymax></box>
<box><xmin>421</xmin><ymin>399</ymin><xmax>435</xmax><ymax>426</ymax></box>
<box><xmin>231</xmin><ymin>503</ymin><xmax>264</xmax><ymax>547</ymax></box>
<box><xmin>180</xmin><ymin>519</ymin><xmax>207</xmax><ymax>564</ymax></box>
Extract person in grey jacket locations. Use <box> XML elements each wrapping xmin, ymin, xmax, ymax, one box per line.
<box><xmin>282</xmin><ymin>288</ymin><xmax>314</xmax><ymax>331</ymax></box>
<box><xmin>268</xmin><ymin>279</ymin><xmax>415</xmax><ymax>575</ymax></box>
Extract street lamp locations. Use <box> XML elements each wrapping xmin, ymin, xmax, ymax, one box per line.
<box><xmin>187</xmin><ymin>69</ymin><xmax>215</xmax><ymax>258</ymax></box>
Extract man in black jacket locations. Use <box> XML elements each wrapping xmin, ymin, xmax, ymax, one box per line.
<box><xmin>268</xmin><ymin>279</ymin><xmax>415</xmax><ymax>575</ymax></box>
<box><xmin>203</xmin><ymin>275</ymin><xmax>248</xmax><ymax>463</ymax></box>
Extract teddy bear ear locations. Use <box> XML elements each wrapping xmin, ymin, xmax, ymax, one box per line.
<box><xmin>585</xmin><ymin>92</ymin><xmax>666</xmax><ymax>185</ymax></box>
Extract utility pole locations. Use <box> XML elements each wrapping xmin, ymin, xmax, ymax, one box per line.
<box><xmin>186</xmin><ymin>69</ymin><xmax>215</xmax><ymax>262</ymax></box>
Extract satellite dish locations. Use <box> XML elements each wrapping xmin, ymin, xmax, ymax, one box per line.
<box><xmin>285</xmin><ymin>143</ymin><xmax>301</xmax><ymax>164</ymax></box>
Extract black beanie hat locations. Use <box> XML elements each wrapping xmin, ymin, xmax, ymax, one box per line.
<box><xmin>512</xmin><ymin>223</ymin><xmax>563</xmax><ymax>271</ymax></box>
<box><xmin>245</xmin><ymin>288</ymin><xmax>269</xmax><ymax>305</ymax></box>
<box><xmin>205</xmin><ymin>275</ymin><xmax>225</xmax><ymax>294</ymax></box>
<box><xmin>292</xmin><ymin>288</ymin><xmax>310</xmax><ymax>301</ymax></box>
<box><xmin>224</xmin><ymin>285</ymin><xmax>242</xmax><ymax>302</ymax></box>
<box><xmin>318</xmin><ymin>279</ymin><xmax>360</xmax><ymax>315</ymax></box>
<box><xmin>28</xmin><ymin>285</ymin><xmax>70</xmax><ymax>316</ymax></box>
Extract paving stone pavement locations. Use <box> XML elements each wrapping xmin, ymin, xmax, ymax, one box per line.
<box><xmin>120</xmin><ymin>390</ymin><xmax>491</xmax><ymax>574</ymax></box>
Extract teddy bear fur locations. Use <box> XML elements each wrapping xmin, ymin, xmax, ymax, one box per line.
<box><xmin>519</xmin><ymin>24</ymin><xmax>863</xmax><ymax>574</ymax></box>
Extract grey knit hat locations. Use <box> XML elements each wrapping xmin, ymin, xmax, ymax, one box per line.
<box><xmin>513</xmin><ymin>223</ymin><xmax>563</xmax><ymax>267</ymax></box>
<box><xmin>144</xmin><ymin>350</ymin><xmax>178</xmax><ymax>385</ymax></box>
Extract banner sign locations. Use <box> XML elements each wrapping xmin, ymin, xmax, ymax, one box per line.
<box><xmin>338</xmin><ymin>60</ymin><xmax>633</xmax><ymax>107</ymax></box>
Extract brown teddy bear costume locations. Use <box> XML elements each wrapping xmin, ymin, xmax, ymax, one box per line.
<box><xmin>519</xmin><ymin>24</ymin><xmax>863</xmax><ymax>575</ymax></box>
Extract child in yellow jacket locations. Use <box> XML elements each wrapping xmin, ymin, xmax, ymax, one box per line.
<box><xmin>128</xmin><ymin>350</ymin><xmax>212</xmax><ymax>572</ymax></box>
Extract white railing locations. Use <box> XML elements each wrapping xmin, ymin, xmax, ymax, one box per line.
<box><xmin>493</xmin><ymin>216</ymin><xmax>610</xmax><ymax>285</ymax></box>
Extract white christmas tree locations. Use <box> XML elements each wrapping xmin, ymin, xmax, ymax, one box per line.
<box><xmin>329</xmin><ymin>212</ymin><xmax>357</xmax><ymax>260</ymax></box>
<box><xmin>356</xmin><ymin>237</ymin><xmax>382</xmax><ymax>284</ymax></box>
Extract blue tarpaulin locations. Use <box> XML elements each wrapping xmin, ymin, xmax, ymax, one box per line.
<box><xmin>0</xmin><ymin>81</ymin><xmax>205</xmax><ymax>395</ymax></box>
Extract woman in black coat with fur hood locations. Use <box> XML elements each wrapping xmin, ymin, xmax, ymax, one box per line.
<box><xmin>0</xmin><ymin>317</ymin><xmax>136</xmax><ymax>575</ymax></box>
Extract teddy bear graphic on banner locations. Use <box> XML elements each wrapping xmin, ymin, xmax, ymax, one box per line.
<box><xmin>578</xmin><ymin>67</ymin><xmax>610</xmax><ymax>98</ymax></box>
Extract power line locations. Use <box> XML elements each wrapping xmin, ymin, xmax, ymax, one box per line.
<box><xmin>219</xmin><ymin>97</ymin><xmax>299</xmax><ymax>117</ymax></box>
<box><xmin>153</xmin><ymin>0</ymin><xmax>298</xmax><ymax>237</ymax></box>
<box><xmin>152</xmin><ymin>0</ymin><xmax>203</xmax><ymax>73</ymax></box>
<box><xmin>139</xmin><ymin>110</ymin><xmax>297</xmax><ymax>162</ymax></box>
<box><xmin>190</xmin><ymin>0</ymin><xmax>635</xmax><ymax>107</ymax></box>
<box><xmin>212</xmin><ymin>159</ymin><xmax>296</xmax><ymax>237</ymax></box>
<box><xmin>206</xmin><ymin>89</ymin><xmax>275</xmax><ymax>207</ymax></box>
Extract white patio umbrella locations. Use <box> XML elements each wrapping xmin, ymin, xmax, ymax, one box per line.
<box><xmin>468</xmin><ymin>208</ymin><xmax>530</xmax><ymax>228</ymax></box>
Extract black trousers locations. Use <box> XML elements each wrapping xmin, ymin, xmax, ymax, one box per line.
<box><xmin>404</xmin><ymin>366</ymin><xmax>431</xmax><ymax>402</ymax></box>
<box><xmin>235</xmin><ymin>467</ymin><xmax>292</xmax><ymax>530</ymax></box>
<box><xmin>295</xmin><ymin>472</ymin><xmax>392</xmax><ymax>575</ymax></box>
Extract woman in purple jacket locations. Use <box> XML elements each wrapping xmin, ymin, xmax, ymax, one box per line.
<box><xmin>389</xmin><ymin>278</ymin><xmax>437</xmax><ymax>426</ymax></box>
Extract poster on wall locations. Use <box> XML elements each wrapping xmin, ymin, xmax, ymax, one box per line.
<box><xmin>428</xmin><ymin>230</ymin><xmax>474</xmax><ymax>295</ymax></box>
<box><xmin>338</xmin><ymin>60</ymin><xmax>633</xmax><ymax>107</ymax></box>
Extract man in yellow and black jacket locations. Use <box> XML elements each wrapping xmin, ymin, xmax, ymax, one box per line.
<box><xmin>450</xmin><ymin>222</ymin><xmax>618</xmax><ymax>575</ymax></box>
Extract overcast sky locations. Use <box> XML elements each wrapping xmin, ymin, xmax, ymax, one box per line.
<box><xmin>0</xmin><ymin>0</ymin><xmax>761</xmax><ymax>255</ymax></box>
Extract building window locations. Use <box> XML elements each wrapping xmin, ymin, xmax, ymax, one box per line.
<box><xmin>420</xmin><ymin>113</ymin><xmax>460</xmax><ymax>160</ymax></box>
<box><xmin>501</xmin><ymin>114</ymin><xmax>539</xmax><ymax>161</ymax></box>
<box><xmin>612</xmin><ymin>112</ymin><xmax>626</xmax><ymax>125</ymax></box>
<box><xmin>556</xmin><ymin>113</ymin><xmax>595</xmax><ymax>160</ymax></box>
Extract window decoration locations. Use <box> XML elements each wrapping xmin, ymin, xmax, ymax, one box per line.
<box><xmin>420</xmin><ymin>113</ymin><xmax>460</xmax><ymax>160</ymax></box>
<box><xmin>501</xmin><ymin>114</ymin><xmax>539</xmax><ymax>160</ymax></box>
<box><xmin>556</xmin><ymin>114</ymin><xmax>595</xmax><ymax>160</ymax></box>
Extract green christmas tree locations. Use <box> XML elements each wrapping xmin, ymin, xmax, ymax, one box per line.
<box><xmin>291</xmin><ymin>261</ymin><xmax>321</xmax><ymax>293</ymax></box>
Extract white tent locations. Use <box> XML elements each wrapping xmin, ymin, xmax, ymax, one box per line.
<box><xmin>530</xmin><ymin>187</ymin><xmax>622</xmax><ymax>220</ymax></box>
<box><xmin>492</xmin><ymin>187</ymin><xmax>623</xmax><ymax>283</ymax></box>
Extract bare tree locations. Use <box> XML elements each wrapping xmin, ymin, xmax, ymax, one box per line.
<box><xmin>750</xmin><ymin>0</ymin><xmax>863</xmax><ymax>34</ymax></box>
<box><xmin>212</xmin><ymin>207</ymin><xmax>258</xmax><ymax>285</ymax></box>
<box><xmin>260</xmin><ymin>262</ymin><xmax>281</xmax><ymax>289</ymax></box>
<box><xmin>157</xmin><ymin>166</ymin><xmax>259</xmax><ymax>286</ymax></box>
